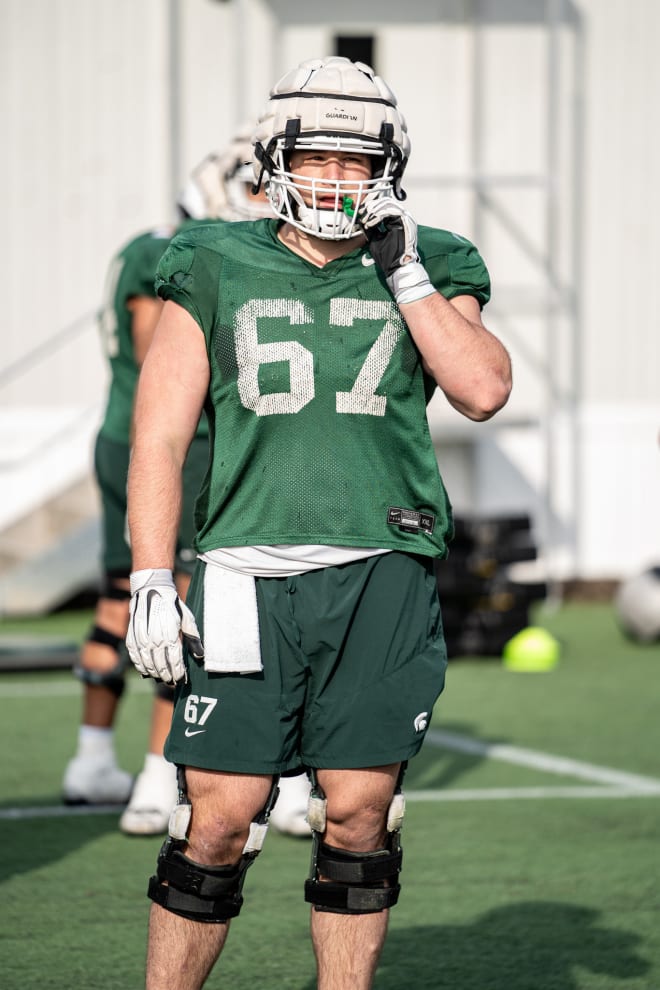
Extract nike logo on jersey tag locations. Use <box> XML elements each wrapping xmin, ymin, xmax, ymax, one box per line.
<box><xmin>184</xmin><ymin>727</ymin><xmax>206</xmax><ymax>737</ymax></box>
<box><xmin>388</xmin><ymin>506</ymin><xmax>436</xmax><ymax>535</ymax></box>
<box><xmin>362</xmin><ymin>254</ymin><xmax>376</xmax><ymax>267</ymax></box>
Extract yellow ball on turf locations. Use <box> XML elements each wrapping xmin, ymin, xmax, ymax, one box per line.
<box><xmin>502</xmin><ymin>626</ymin><xmax>560</xmax><ymax>672</ymax></box>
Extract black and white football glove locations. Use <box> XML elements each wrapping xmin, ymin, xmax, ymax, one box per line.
<box><xmin>126</xmin><ymin>568</ymin><xmax>204</xmax><ymax>684</ymax></box>
<box><xmin>358</xmin><ymin>197</ymin><xmax>436</xmax><ymax>305</ymax></box>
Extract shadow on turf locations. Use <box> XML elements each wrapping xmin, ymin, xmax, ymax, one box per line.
<box><xmin>0</xmin><ymin>814</ymin><xmax>121</xmax><ymax>883</ymax></box>
<box><xmin>405</xmin><ymin>719</ymin><xmax>501</xmax><ymax>790</ymax></box>
<box><xmin>302</xmin><ymin>902</ymin><xmax>649</xmax><ymax>989</ymax></box>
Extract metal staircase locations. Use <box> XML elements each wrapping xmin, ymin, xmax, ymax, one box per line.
<box><xmin>0</xmin><ymin>475</ymin><xmax>100</xmax><ymax>617</ymax></box>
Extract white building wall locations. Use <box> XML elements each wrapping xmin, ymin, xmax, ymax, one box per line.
<box><xmin>1</xmin><ymin>0</ymin><xmax>659</xmax><ymax>581</ymax></box>
<box><xmin>2</xmin><ymin>0</ymin><xmax>171</xmax><ymax>399</ymax></box>
<box><xmin>573</xmin><ymin>0</ymin><xmax>660</xmax><ymax>578</ymax></box>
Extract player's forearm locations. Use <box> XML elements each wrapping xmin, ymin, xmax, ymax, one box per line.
<box><xmin>400</xmin><ymin>293</ymin><xmax>512</xmax><ymax>421</ymax></box>
<box><xmin>127</xmin><ymin>438</ymin><xmax>184</xmax><ymax>571</ymax></box>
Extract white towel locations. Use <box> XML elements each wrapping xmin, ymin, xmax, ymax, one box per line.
<box><xmin>202</xmin><ymin>563</ymin><xmax>263</xmax><ymax>673</ymax></box>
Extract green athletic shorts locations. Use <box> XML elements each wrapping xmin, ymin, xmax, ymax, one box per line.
<box><xmin>94</xmin><ymin>434</ymin><xmax>132</xmax><ymax>574</ymax></box>
<box><xmin>165</xmin><ymin>551</ymin><xmax>447</xmax><ymax>773</ymax></box>
<box><xmin>94</xmin><ymin>432</ymin><xmax>209</xmax><ymax>576</ymax></box>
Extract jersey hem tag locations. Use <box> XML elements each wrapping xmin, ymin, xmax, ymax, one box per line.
<box><xmin>387</xmin><ymin>507</ymin><xmax>435</xmax><ymax>536</ymax></box>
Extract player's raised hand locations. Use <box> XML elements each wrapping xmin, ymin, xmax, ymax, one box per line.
<box><xmin>358</xmin><ymin>196</ymin><xmax>436</xmax><ymax>305</ymax></box>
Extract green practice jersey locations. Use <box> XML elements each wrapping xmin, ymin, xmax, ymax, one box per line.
<box><xmin>155</xmin><ymin>218</ymin><xmax>490</xmax><ymax>559</ymax></box>
<box><xmin>98</xmin><ymin>221</ymin><xmax>212</xmax><ymax>443</ymax></box>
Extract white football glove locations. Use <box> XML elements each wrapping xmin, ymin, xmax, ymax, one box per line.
<box><xmin>126</xmin><ymin>568</ymin><xmax>204</xmax><ymax>684</ymax></box>
<box><xmin>358</xmin><ymin>196</ymin><xmax>436</xmax><ymax>305</ymax></box>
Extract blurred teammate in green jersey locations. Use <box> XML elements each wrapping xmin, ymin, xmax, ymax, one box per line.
<box><xmin>62</xmin><ymin>133</ymin><xmax>295</xmax><ymax>837</ymax></box>
<box><xmin>126</xmin><ymin>58</ymin><xmax>511</xmax><ymax>989</ymax></box>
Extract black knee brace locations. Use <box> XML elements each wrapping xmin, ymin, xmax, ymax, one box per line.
<box><xmin>304</xmin><ymin>766</ymin><xmax>406</xmax><ymax>915</ymax></box>
<box><xmin>304</xmin><ymin>837</ymin><xmax>402</xmax><ymax>915</ymax></box>
<box><xmin>148</xmin><ymin>843</ymin><xmax>254</xmax><ymax>923</ymax></box>
<box><xmin>148</xmin><ymin>768</ymin><xmax>280</xmax><ymax>923</ymax></box>
<box><xmin>74</xmin><ymin>626</ymin><xmax>127</xmax><ymax>698</ymax></box>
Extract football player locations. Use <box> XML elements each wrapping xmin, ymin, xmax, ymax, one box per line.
<box><xmin>62</xmin><ymin>133</ymin><xmax>278</xmax><ymax>838</ymax></box>
<box><xmin>126</xmin><ymin>57</ymin><xmax>512</xmax><ymax>988</ymax></box>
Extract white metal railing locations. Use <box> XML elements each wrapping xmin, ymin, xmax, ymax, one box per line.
<box><xmin>0</xmin><ymin>312</ymin><xmax>102</xmax><ymax>470</ymax></box>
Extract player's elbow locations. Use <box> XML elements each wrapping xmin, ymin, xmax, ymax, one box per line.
<box><xmin>449</xmin><ymin>374</ymin><xmax>512</xmax><ymax>422</ymax></box>
<box><xmin>473</xmin><ymin>376</ymin><xmax>512</xmax><ymax>420</ymax></box>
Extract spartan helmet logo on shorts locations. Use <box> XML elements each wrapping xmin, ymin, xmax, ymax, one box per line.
<box><xmin>251</xmin><ymin>56</ymin><xmax>411</xmax><ymax>240</ymax></box>
<box><xmin>413</xmin><ymin>712</ymin><xmax>429</xmax><ymax>733</ymax></box>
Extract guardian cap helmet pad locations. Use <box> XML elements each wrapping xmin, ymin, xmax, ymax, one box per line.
<box><xmin>253</xmin><ymin>57</ymin><xmax>410</xmax><ymax>240</ymax></box>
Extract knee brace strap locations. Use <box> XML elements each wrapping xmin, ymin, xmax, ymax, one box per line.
<box><xmin>101</xmin><ymin>575</ymin><xmax>131</xmax><ymax>600</ymax></box>
<box><xmin>87</xmin><ymin>625</ymin><xmax>123</xmax><ymax>650</ymax></box>
<box><xmin>154</xmin><ymin>680</ymin><xmax>176</xmax><ymax>701</ymax></box>
<box><xmin>74</xmin><ymin>627</ymin><xmax>127</xmax><ymax>697</ymax></box>
<box><xmin>148</xmin><ymin>841</ymin><xmax>254</xmax><ymax>923</ymax></box>
<box><xmin>304</xmin><ymin>838</ymin><xmax>402</xmax><ymax>915</ymax></box>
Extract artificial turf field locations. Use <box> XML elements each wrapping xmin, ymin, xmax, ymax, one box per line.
<box><xmin>0</xmin><ymin>602</ymin><xmax>658</xmax><ymax>989</ymax></box>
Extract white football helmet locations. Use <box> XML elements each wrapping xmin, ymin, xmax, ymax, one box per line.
<box><xmin>178</xmin><ymin>130</ymin><xmax>273</xmax><ymax>222</ymax></box>
<box><xmin>252</xmin><ymin>56</ymin><xmax>410</xmax><ymax>240</ymax></box>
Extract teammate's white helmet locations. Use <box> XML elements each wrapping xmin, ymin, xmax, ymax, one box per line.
<box><xmin>178</xmin><ymin>130</ymin><xmax>272</xmax><ymax>222</ymax></box>
<box><xmin>252</xmin><ymin>56</ymin><xmax>410</xmax><ymax>240</ymax></box>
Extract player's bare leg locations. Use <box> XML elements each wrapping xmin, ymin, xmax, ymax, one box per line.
<box><xmin>310</xmin><ymin>765</ymin><xmax>401</xmax><ymax>990</ymax></box>
<box><xmin>63</xmin><ymin>592</ymin><xmax>133</xmax><ymax>804</ymax></box>
<box><xmin>312</xmin><ymin>910</ymin><xmax>389</xmax><ymax>990</ymax></box>
<box><xmin>145</xmin><ymin>768</ymin><xmax>274</xmax><ymax>990</ymax></box>
<box><xmin>80</xmin><ymin>594</ymin><xmax>130</xmax><ymax>727</ymax></box>
<box><xmin>146</xmin><ymin>907</ymin><xmax>230</xmax><ymax>990</ymax></box>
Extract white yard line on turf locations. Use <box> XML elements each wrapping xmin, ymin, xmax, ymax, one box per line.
<box><xmin>0</xmin><ymin>804</ymin><xmax>125</xmax><ymax>819</ymax></box>
<box><xmin>0</xmin><ymin>679</ymin><xmax>153</xmax><ymax>698</ymax></box>
<box><xmin>425</xmin><ymin>729</ymin><xmax>660</xmax><ymax>794</ymax></box>
<box><xmin>406</xmin><ymin>785</ymin><xmax>660</xmax><ymax>801</ymax></box>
